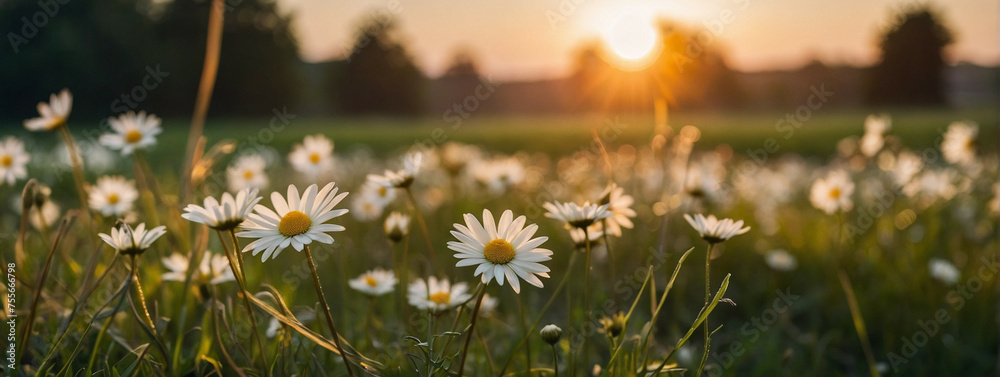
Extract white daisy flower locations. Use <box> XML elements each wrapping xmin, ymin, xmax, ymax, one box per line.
<box><xmin>0</xmin><ymin>137</ymin><xmax>30</xmax><ymax>186</ymax></box>
<box><xmin>98</xmin><ymin>222</ymin><xmax>167</xmax><ymax>256</ymax></box>
<box><xmin>237</xmin><ymin>183</ymin><xmax>349</xmax><ymax>262</ymax></box>
<box><xmin>683</xmin><ymin>214</ymin><xmax>750</xmax><ymax>244</ymax></box>
<box><xmin>227</xmin><ymin>154</ymin><xmax>269</xmax><ymax>193</ymax></box>
<box><xmin>181</xmin><ymin>188</ymin><xmax>262</xmax><ymax>231</ymax></box>
<box><xmin>360</xmin><ymin>180</ymin><xmax>397</xmax><ymax>207</ymax></box>
<box><xmin>809</xmin><ymin>170</ymin><xmax>854</xmax><ymax>214</ymax></box>
<box><xmin>350</xmin><ymin>195</ymin><xmax>384</xmax><ymax>222</ymax></box>
<box><xmin>928</xmin><ymin>258</ymin><xmax>959</xmax><ymax>285</ymax></box>
<box><xmin>860</xmin><ymin>114</ymin><xmax>891</xmax><ymax>157</ymax></box>
<box><xmin>448</xmin><ymin>209</ymin><xmax>552</xmax><ymax>294</ymax></box>
<box><xmin>87</xmin><ymin>175</ymin><xmax>139</xmax><ymax>217</ymax></box>
<box><xmin>99</xmin><ymin>111</ymin><xmax>162</xmax><ymax>155</ymax></box>
<box><xmin>471</xmin><ymin>156</ymin><xmax>525</xmax><ymax>195</ymax></box>
<box><xmin>765</xmin><ymin>249</ymin><xmax>797</xmax><ymax>271</ymax></box>
<box><xmin>598</xmin><ymin>183</ymin><xmax>636</xmax><ymax>237</ymax></box>
<box><xmin>161</xmin><ymin>251</ymin><xmax>236</xmax><ymax>285</ymax></box>
<box><xmin>406</xmin><ymin>276</ymin><xmax>472</xmax><ymax>312</ymax></box>
<box><xmin>28</xmin><ymin>200</ymin><xmax>60</xmax><ymax>230</ymax></box>
<box><xmin>383</xmin><ymin>211</ymin><xmax>410</xmax><ymax>243</ymax></box>
<box><xmin>367</xmin><ymin>151</ymin><xmax>422</xmax><ymax>189</ymax></box>
<box><xmin>543</xmin><ymin>201</ymin><xmax>611</xmax><ymax>229</ymax></box>
<box><xmin>288</xmin><ymin>134</ymin><xmax>334</xmax><ymax>177</ymax></box>
<box><xmin>348</xmin><ymin>268</ymin><xmax>397</xmax><ymax>297</ymax></box>
<box><xmin>941</xmin><ymin>121</ymin><xmax>978</xmax><ymax>166</ymax></box>
<box><xmin>569</xmin><ymin>225</ymin><xmax>603</xmax><ymax>250</ymax></box>
<box><xmin>24</xmin><ymin>89</ymin><xmax>72</xmax><ymax>131</ymax></box>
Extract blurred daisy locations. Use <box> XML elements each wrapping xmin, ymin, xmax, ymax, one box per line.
<box><xmin>28</xmin><ymin>200</ymin><xmax>60</xmax><ymax>230</ymax></box>
<box><xmin>765</xmin><ymin>249</ymin><xmax>798</xmax><ymax>271</ymax></box>
<box><xmin>350</xmin><ymin>195</ymin><xmax>383</xmax><ymax>222</ymax></box>
<box><xmin>368</xmin><ymin>151</ymin><xmax>422</xmax><ymax>189</ymax></box>
<box><xmin>24</xmin><ymin>89</ymin><xmax>72</xmax><ymax>131</ymax></box>
<box><xmin>598</xmin><ymin>183</ymin><xmax>636</xmax><ymax>237</ymax></box>
<box><xmin>56</xmin><ymin>141</ymin><xmax>116</xmax><ymax>174</ymax></box>
<box><xmin>683</xmin><ymin>213</ymin><xmax>750</xmax><ymax>244</ymax></box>
<box><xmin>941</xmin><ymin>121</ymin><xmax>977</xmax><ymax>166</ymax></box>
<box><xmin>929</xmin><ymin>258</ymin><xmax>959</xmax><ymax>285</ymax></box>
<box><xmin>237</xmin><ymin>183</ymin><xmax>349</xmax><ymax>262</ymax></box>
<box><xmin>0</xmin><ymin>137</ymin><xmax>30</xmax><ymax>186</ymax></box>
<box><xmin>448</xmin><ymin>209</ymin><xmax>552</xmax><ymax>293</ymax></box>
<box><xmin>161</xmin><ymin>251</ymin><xmax>235</xmax><ymax>285</ymax></box>
<box><xmin>227</xmin><ymin>154</ymin><xmax>269</xmax><ymax>193</ymax></box>
<box><xmin>468</xmin><ymin>293</ymin><xmax>499</xmax><ymax>316</ymax></box>
<box><xmin>472</xmin><ymin>156</ymin><xmax>525</xmax><ymax>195</ymax></box>
<box><xmin>383</xmin><ymin>211</ymin><xmax>409</xmax><ymax>243</ymax></box>
<box><xmin>181</xmin><ymin>188</ymin><xmax>262</xmax><ymax>231</ymax></box>
<box><xmin>544</xmin><ymin>201</ymin><xmax>611</xmax><ymax>229</ymax></box>
<box><xmin>441</xmin><ymin>142</ymin><xmax>481</xmax><ymax>175</ymax></box>
<box><xmin>99</xmin><ymin>222</ymin><xmax>167</xmax><ymax>256</ymax></box>
<box><xmin>88</xmin><ymin>176</ymin><xmax>139</xmax><ymax>217</ymax></box>
<box><xmin>360</xmin><ymin>180</ymin><xmax>397</xmax><ymax>207</ymax></box>
<box><xmin>809</xmin><ymin>170</ymin><xmax>854</xmax><ymax>214</ymax></box>
<box><xmin>99</xmin><ymin>111</ymin><xmax>162</xmax><ymax>155</ymax></box>
<box><xmin>348</xmin><ymin>268</ymin><xmax>397</xmax><ymax>297</ymax></box>
<box><xmin>569</xmin><ymin>225</ymin><xmax>603</xmax><ymax>250</ymax></box>
<box><xmin>890</xmin><ymin>150</ymin><xmax>923</xmax><ymax>187</ymax></box>
<box><xmin>407</xmin><ymin>277</ymin><xmax>472</xmax><ymax>312</ymax></box>
<box><xmin>859</xmin><ymin>114</ymin><xmax>891</xmax><ymax>157</ymax></box>
<box><xmin>288</xmin><ymin>134</ymin><xmax>334</xmax><ymax>177</ymax></box>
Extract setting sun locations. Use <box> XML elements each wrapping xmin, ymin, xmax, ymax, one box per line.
<box><xmin>603</xmin><ymin>11</ymin><xmax>661</xmax><ymax>70</ymax></box>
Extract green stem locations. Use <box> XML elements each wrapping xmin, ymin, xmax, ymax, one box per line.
<box><xmin>131</xmin><ymin>255</ymin><xmax>157</xmax><ymax>334</ymax></box>
<box><xmin>582</xmin><ymin>226</ymin><xmax>593</xmax><ymax>374</ymax></box>
<box><xmin>551</xmin><ymin>344</ymin><xmax>559</xmax><ymax>377</ymax></box>
<box><xmin>304</xmin><ymin>245</ymin><xmax>356</xmax><ymax>377</ymax></box>
<box><xmin>219</xmin><ymin>230</ymin><xmax>269</xmax><ymax>376</ymax></box>
<box><xmin>457</xmin><ymin>288</ymin><xmax>487</xmax><ymax>376</ymax></box>
<box><xmin>57</xmin><ymin>125</ymin><xmax>89</xmax><ymax>212</ymax></box>
<box><xmin>498</xmin><ymin>252</ymin><xmax>579</xmax><ymax>376</ymax></box>
<box><xmin>695</xmin><ymin>243</ymin><xmax>715</xmax><ymax>377</ymax></box>
<box><xmin>405</xmin><ymin>187</ymin><xmax>441</xmax><ymax>271</ymax></box>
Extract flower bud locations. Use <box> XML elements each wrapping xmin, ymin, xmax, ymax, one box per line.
<box><xmin>540</xmin><ymin>324</ymin><xmax>562</xmax><ymax>345</ymax></box>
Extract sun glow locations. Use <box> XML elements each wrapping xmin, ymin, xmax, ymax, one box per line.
<box><xmin>603</xmin><ymin>11</ymin><xmax>661</xmax><ymax>70</ymax></box>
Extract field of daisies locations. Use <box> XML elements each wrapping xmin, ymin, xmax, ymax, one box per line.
<box><xmin>0</xmin><ymin>88</ymin><xmax>997</xmax><ymax>377</ymax></box>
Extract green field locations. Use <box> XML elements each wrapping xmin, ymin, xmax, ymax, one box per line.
<box><xmin>151</xmin><ymin>106</ymin><xmax>998</xmax><ymax>160</ymax></box>
<box><xmin>2</xmin><ymin>105</ymin><xmax>997</xmax><ymax>376</ymax></box>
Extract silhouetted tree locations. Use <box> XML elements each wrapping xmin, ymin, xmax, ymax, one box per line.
<box><xmin>152</xmin><ymin>0</ymin><xmax>302</xmax><ymax>116</ymax></box>
<box><xmin>867</xmin><ymin>7</ymin><xmax>953</xmax><ymax>106</ymax></box>
<box><xmin>0</xmin><ymin>0</ymin><xmax>301</xmax><ymax>122</ymax></box>
<box><xmin>332</xmin><ymin>15</ymin><xmax>425</xmax><ymax>115</ymax></box>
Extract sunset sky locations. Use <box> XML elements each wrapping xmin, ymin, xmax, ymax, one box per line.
<box><xmin>277</xmin><ymin>0</ymin><xmax>999</xmax><ymax>80</ymax></box>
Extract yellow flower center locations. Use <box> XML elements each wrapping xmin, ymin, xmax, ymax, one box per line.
<box><xmin>483</xmin><ymin>238</ymin><xmax>515</xmax><ymax>265</ymax></box>
<box><xmin>46</xmin><ymin>116</ymin><xmax>66</xmax><ymax>130</ymax></box>
<box><xmin>108</xmin><ymin>193</ymin><xmax>120</xmax><ymax>205</ymax></box>
<box><xmin>829</xmin><ymin>188</ymin><xmax>841</xmax><ymax>199</ymax></box>
<box><xmin>125</xmin><ymin>130</ymin><xmax>143</xmax><ymax>144</ymax></box>
<box><xmin>365</xmin><ymin>276</ymin><xmax>378</xmax><ymax>287</ymax></box>
<box><xmin>0</xmin><ymin>155</ymin><xmax>11</xmax><ymax>167</ymax></box>
<box><xmin>243</xmin><ymin>170</ymin><xmax>254</xmax><ymax>179</ymax></box>
<box><xmin>309</xmin><ymin>153</ymin><xmax>321</xmax><ymax>164</ymax></box>
<box><xmin>966</xmin><ymin>138</ymin><xmax>975</xmax><ymax>150</ymax></box>
<box><xmin>278</xmin><ymin>210</ymin><xmax>311</xmax><ymax>237</ymax></box>
<box><xmin>429</xmin><ymin>292</ymin><xmax>451</xmax><ymax>305</ymax></box>
<box><xmin>378</xmin><ymin>186</ymin><xmax>388</xmax><ymax>197</ymax></box>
